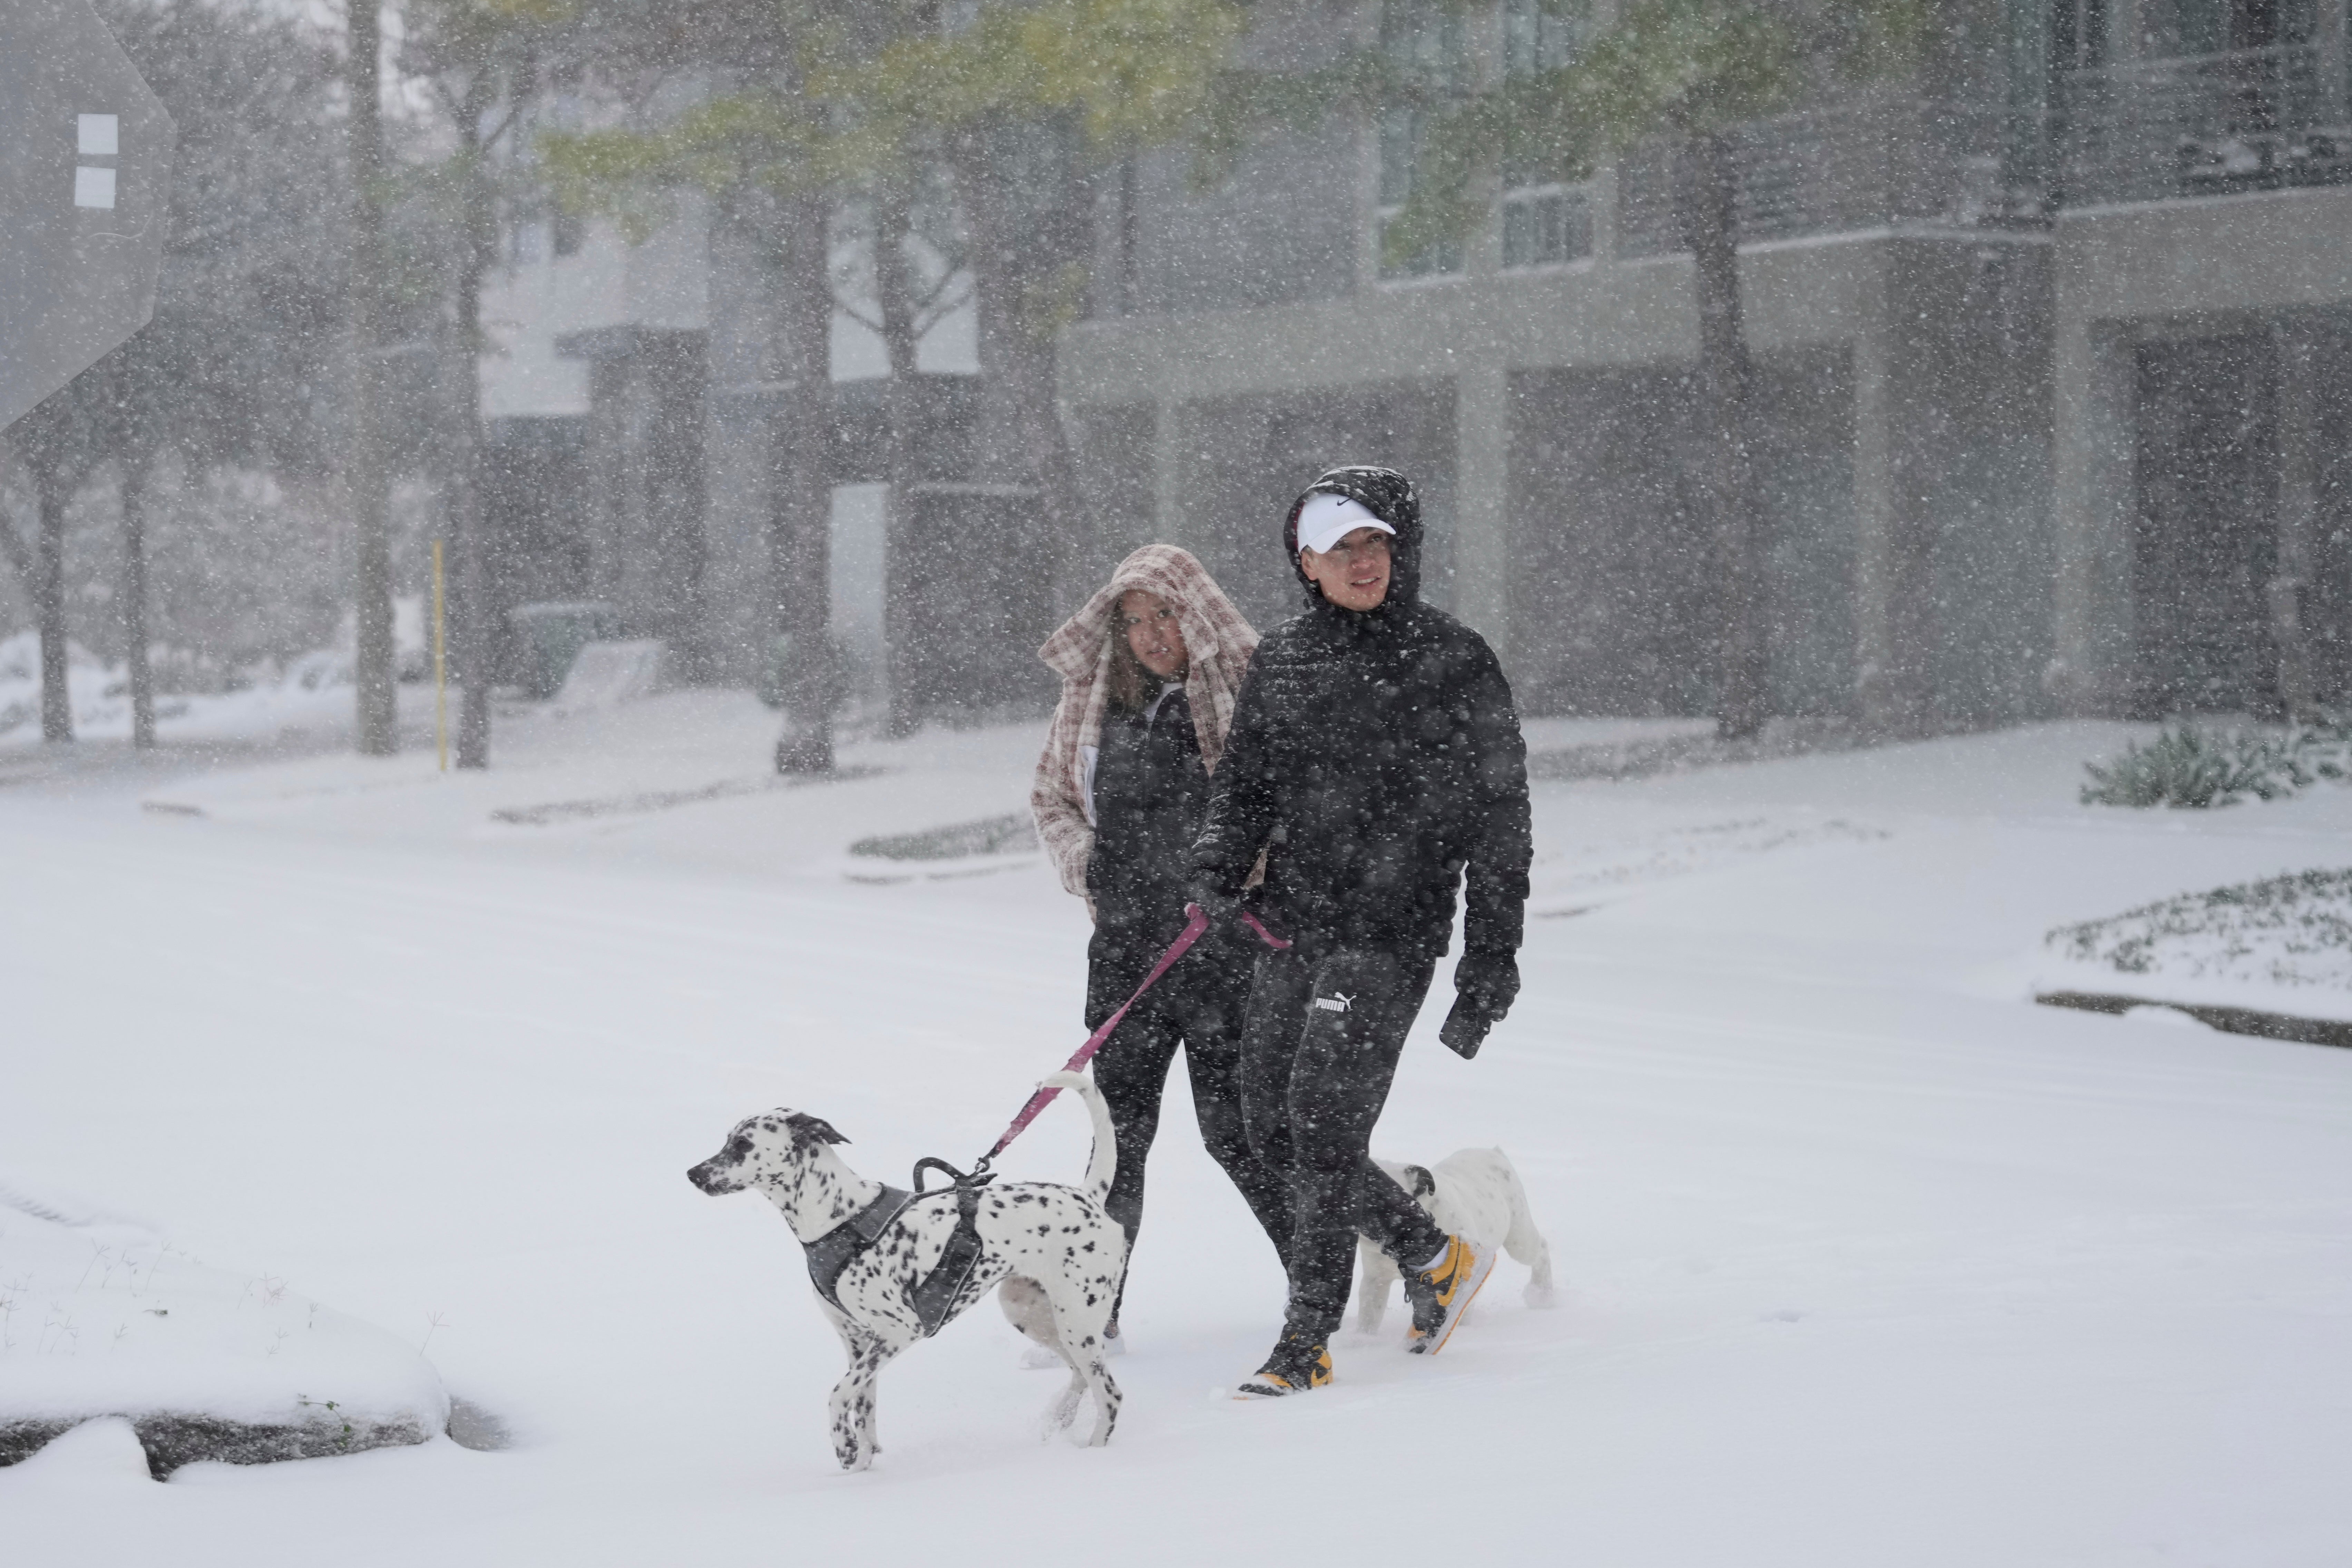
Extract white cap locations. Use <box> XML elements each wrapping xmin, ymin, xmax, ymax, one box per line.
<box><xmin>1295</xmin><ymin>492</ymin><xmax>1395</xmax><ymax>556</ymax></box>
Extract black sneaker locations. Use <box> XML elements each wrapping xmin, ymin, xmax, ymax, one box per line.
<box><xmin>1233</xmin><ymin>1333</ymin><xmax>1333</xmax><ymax>1399</ymax></box>
<box><xmin>1402</xmin><ymin>1235</ymin><xmax>1495</xmax><ymax>1355</ymax></box>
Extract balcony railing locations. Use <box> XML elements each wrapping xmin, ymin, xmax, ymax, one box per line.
<box><xmin>1601</xmin><ymin>53</ymin><xmax>2350</xmax><ymax>260</ymax></box>
<box><xmin>1613</xmin><ymin>98</ymin><xmax>2028</xmax><ymax>259</ymax></box>
<box><xmin>2054</xmin><ymin>44</ymin><xmax>2351</xmax><ymax>207</ymax></box>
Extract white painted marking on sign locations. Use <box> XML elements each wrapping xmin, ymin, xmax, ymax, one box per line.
<box><xmin>74</xmin><ymin>167</ymin><xmax>116</xmax><ymax>209</ymax></box>
<box><xmin>78</xmin><ymin>114</ymin><xmax>119</xmax><ymax>156</ymax></box>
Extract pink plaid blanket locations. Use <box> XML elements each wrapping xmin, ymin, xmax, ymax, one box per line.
<box><xmin>1030</xmin><ymin>545</ymin><xmax>1258</xmax><ymax>898</ymax></box>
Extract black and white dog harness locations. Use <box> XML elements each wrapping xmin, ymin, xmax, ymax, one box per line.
<box><xmin>801</xmin><ymin>1179</ymin><xmax>987</xmax><ymax>1339</ymax></box>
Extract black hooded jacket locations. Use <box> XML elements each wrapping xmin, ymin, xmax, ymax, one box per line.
<box><xmin>1190</xmin><ymin>466</ymin><xmax>1531</xmax><ymax>962</ymax></box>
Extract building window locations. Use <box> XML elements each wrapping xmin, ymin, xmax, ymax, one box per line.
<box><xmin>1499</xmin><ymin>0</ymin><xmax>1595</xmax><ymax>269</ymax></box>
<box><xmin>1376</xmin><ymin>0</ymin><xmax>1467</xmax><ymax>280</ymax></box>
<box><xmin>1501</xmin><ymin>185</ymin><xmax>1593</xmax><ymax>268</ymax></box>
<box><xmin>1503</xmin><ymin>0</ymin><xmax>1589</xmax><ymax>77</ymax></box>
<box><xmin>2051</xmin><ymin>0</ymin><xmax>2109</xmax><ymax>70</ymax></box>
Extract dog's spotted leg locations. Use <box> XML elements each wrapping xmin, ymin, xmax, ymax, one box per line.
<box><xmin>829</xmin><ymin>1332</ymin><xmax>897</xmax><ymax>1471</ymax></box>
<box><xmin>1079</xmin><ymin>1356</ymin><xmax>1121</xmax><ymax>1447</ymax></box>
<box><xmin>1042</xmin><ymin>1365</ymin><xmax>1086</xmax><ymax>1439</ymax></box>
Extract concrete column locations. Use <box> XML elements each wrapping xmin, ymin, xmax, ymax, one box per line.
<box><xmin>2051</xmin><ymin>318</ymin><xmax>2137</xmax><ymax>716</ymax></box>
<box><xmin>2272</xmin><ymin>316</ymin><xmax>2320</xmax><ymax>718</ymax></box>
<box><xmin>1588</xmin><ymin>158</ymin><xmax>1620</xmax><ymax>261</ymax></box>
<box><xmin>1851</xmin><ymin>259</ymin><xmax>1901</xmax><ymax>727</ymax></box>
<box><xmin>581</xmin><ymin>353</ymin><xmax>631</xmax><ymax>609</ymax></box>
<box><xmin>2316</xmin><ymin>0</ymin><xmax>2348</xmax><ymax>125</ymax></box>
<box><xmin>1854</xmin><ymin>245</ymin><xmax>1958</xmax><ymax>733</ymax></box>
<box><xmin>1453</xmin><ymin>359</ymin><xmax>1512</xmax><ymax>653</ymax></box>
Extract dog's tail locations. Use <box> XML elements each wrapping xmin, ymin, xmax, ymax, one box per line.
<box><xmin>1042</xmin><ymin>1071</ymin><xmax>1116</xmax><ymax>1208</ymax></box>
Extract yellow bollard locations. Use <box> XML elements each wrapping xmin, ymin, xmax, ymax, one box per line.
<box><xmin>432</xmin><ymin>539</ymin><xmax>447</xmax><ymax>772</ymax></box>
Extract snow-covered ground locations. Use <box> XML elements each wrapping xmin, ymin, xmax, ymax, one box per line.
<box><xmin>4</xmin><ymin>697</ymin><xmax>2350</xmax><ymax>1566</ymax></box>
<box><xmin>0</xmin><ymin>631</ymin><xmax>440</xmax><ymax>753</ymax></box>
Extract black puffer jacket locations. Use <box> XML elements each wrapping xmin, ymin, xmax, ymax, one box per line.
<box><xmin>1085</xmin><ymin>691</ymin><xmax>1254</xmax><ymax>1020</ymax></box>
<box><xmin>1190</xmin><ymin>466</ymin><xmax>1531</xmax><ymax>962</ymax></box>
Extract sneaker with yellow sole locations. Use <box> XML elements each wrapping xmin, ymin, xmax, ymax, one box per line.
<box><xmin>1402</xmin><ymin>1234</ymin><xmax>1494</xmax><ymax>1354</ymax></box>
<box><xmin>1234</xmin><ymin>1334</ymin><xmax>1333</xmax><ymax>1399</ymax></box>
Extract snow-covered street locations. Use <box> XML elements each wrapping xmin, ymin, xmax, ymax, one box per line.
<box><xmin>6</xmin><ymin>699</ymin><xmax>2351</xmax><ymax>1566</ymax></box>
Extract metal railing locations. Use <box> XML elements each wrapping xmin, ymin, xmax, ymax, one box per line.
<box><xmin>1613</xmin><ymin>98</ymin><xmax>2028</xmax><ymax>259</ymax></box>
<box><xmin>1601</xmin><ymin>51</ymin><xmax>2351</xmax><ymax>259</ymax></box>
<box><xmin>2053</xmin><ymin>44</ymin><xmax>2351</xmax><ymax>207</ymax></box>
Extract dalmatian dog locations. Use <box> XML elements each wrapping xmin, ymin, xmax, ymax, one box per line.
<box><xmin>1354</xmin><ymin>1148</ymin><xmax>1556</xmax><ymax>1335</ymax></box>
<box><xmin>687</xmin><ymin>1071</ymin><xmax>1126</xmax><ymax>1472</ymax></box>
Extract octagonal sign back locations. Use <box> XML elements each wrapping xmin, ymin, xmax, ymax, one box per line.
<box><xmin>0</xmin><ymin>0</ymin><xmax>175</xmax><ymax>432</ymax></box>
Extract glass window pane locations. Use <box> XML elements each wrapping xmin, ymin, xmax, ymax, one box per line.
<box><xmin>1504</xmin><ymin>0</ymin><xmax>1591</xmax><ymax>76</ymax></box>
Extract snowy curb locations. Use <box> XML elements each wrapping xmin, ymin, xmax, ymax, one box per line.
<box><xmin>2033</xmin><ymin>990</ymin><xmax>2352</xmax><ymax>1051</ymax></box>
<box><xmin>0</xmin><ymin>1409</ymin><xmax>436</xmax><ymax>1480</ymax></box>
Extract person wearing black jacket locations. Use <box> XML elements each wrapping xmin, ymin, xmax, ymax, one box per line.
<box><xmin>1188</xmin><ymin>465</ymin><xmax>1531</xmax><ymax>1398</ymax></box>
<box><xmin>1082</xmin><ymin>637</ymin><xmax>1291</xmax><ymax>1320</ymax></box>
<box><xmin>1032</xmin><ymin>548</ymin><xmax>1293</xmax><ymax>1351</ymax></box>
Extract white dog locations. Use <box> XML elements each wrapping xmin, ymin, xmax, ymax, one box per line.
<box><xmin>687</xmin><ymin>1072</ymin><xmax>1127</xmax><ymax>1470</ymax></box>
<box><xmin>1355</xmin><ymin>1148</ymin><xmax>1555</xmax><ymax>1335</ymax></box>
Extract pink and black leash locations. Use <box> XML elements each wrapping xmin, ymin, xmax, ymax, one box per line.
<box><xmin>929</xmin><ymin>904</ymin><xmax>1289</xmax><ymax>1190</ymax></box>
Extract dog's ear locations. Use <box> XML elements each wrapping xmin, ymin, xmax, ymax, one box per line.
<box><xmin>783</xmin><ymin>1112</ymin><xmax>850</xmax><ymax>1147</ymax></box>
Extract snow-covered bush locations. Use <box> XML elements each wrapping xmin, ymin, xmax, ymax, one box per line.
<box><xmin>2080</xmin><ymin>717</ymin><xmax>2352</xmax><ymax>808</ymax></box>
<box><xmin>2048</xmin><ymin>868</ymin><xmax>2352</xmax><ymax>991</ymax></box>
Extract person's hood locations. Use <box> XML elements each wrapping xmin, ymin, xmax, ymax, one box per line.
<box><xmin>1038</xmin><ymin>543</ymin><xmax>1255</xmax><ymax>685</ymax></box>
<box><xmin>1280</xmin><ymin>465</ymin><xmax>1424</xmax><ymax>612</ymax></box>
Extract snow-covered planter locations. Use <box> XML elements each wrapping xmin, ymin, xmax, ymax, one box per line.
<box><xmin>2039</xmin><ymin>869</ymin><xmax>2352</xmax><ymax>1038</ymax></box>
<box><xmin>0</xmin><ymin>1187</ymin><xmax>449</xmax><ymax>1478</ymax></box>
<box><xmin>839</xmin><ymin>811</ymin><xmax>1043</xmax><ymax>883</ymax></box>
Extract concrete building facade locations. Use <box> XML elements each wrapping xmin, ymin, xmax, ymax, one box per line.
<box><xmin>1066</xmin><ymin>0</ymin><xmax>2352</xmax><ymax>725</ymax></box>
<box><xmin>482</xmin><ymin>0</ymin><xmax>2352</xmax><ymax>726</ymax></box>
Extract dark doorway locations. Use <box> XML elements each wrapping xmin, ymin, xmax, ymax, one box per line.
<box><xmin>1507</xmin><ymin>351</ymin><xmax>1856</xmax><ymax>719</ymax></box>
<box><xmin>2131</xmin><ymin>333</ymin><xmax>2278</xmax><ymax>716</ymax></box>
<box><xmin>887</xmin><ymin>484</ymin><xmax>1058</xmax><ymax>728</ymax></box>
<box><xmin>481</xmin><ymin>417</ymin><xmax>591</xmax><ymax>682</ymax></box>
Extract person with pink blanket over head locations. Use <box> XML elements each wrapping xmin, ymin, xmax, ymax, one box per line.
<box><xmin>1031</xmin><ymin>546</ymin><xmax>1290</xmax><ymax>1346</ymax></box>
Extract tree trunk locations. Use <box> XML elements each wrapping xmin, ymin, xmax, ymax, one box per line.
<box><xmin>768</xmin><ymin>190</ymin><xmax>837</xmax><ymax>773</ymax></box>
<box><xmin>1677</xmin><ymin>128</ymin><xmax>1769</xmax><ymax>742</ymax></box>
<box><xmin>121</xmin><ymin>448</ymin><xmax>155</xmax><ymax>748</ymax></box>
<box><xmin>0</xmin><ymin>442</ymin><xmax>28</xmax><ymax>589</ymax></box>
<box><xmin>34</xmin><ymin>455</ymin><xmax>72</xmax><ymax>744</ymax></box>
<box><xmin>349</xmin><ymin>0</ymin><xmax>399</xmax><ymax>755</ymax></box>
<box><xmin>948</xmin><ymin>123</ymin><xmax>1087</xmax><ymax>600</ymax></box>
<box><xmin>871</xmin><ymin>181</ymin><xmax>926</xmax><ymax>740</ymax></box>
<box><xmin>451</xmin><ymin>94</ymin><xmax>496</xmax><ymax>769</ymax></box>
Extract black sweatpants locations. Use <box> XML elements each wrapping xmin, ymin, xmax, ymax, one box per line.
<box><xmin>1089</xmin><ymin>950</ymin><xmax>1292</xmax><ymax>1321</ymax></box>
<box><xmin>1238</xmin><ymin>941</ymin><xmax>1451</xmax><ymax>1340</ymax></box>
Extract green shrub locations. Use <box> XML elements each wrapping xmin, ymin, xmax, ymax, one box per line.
<box><xmin>2081</xmin><ymin>714</ymin><xmax>2352</xmax><ymax>808</ymax></box>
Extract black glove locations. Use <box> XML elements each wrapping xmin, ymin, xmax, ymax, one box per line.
<box><xmin>1439</xmin><ymin>952</ymin><xmax>1520</xmax><ymax>1059</ymax></box>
